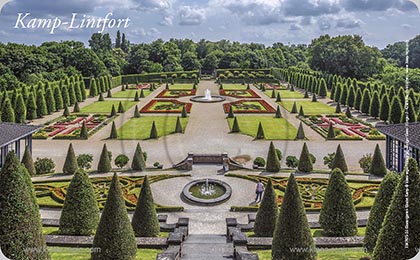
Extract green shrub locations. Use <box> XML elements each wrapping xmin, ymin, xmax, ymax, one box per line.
<box><xmin>175</xmin><ymin>116</ymin><xmax>183</xmax><ymax>133</ymax></box>
<box><xmin>296</xmin><ymin>122</ymin><xmax>305</xmax><ymax>140</ymax></box>
<box><xmin>21</xmin><ymin>145</ymin><xmax>36</xmax><ymax>176</ymax></box>
<box><xmin>181</xmin><ymin>106</ymin><xmax>188</xmax><ymax>118</ymax></box>
<box><xmin>77</xmin><ymin>154</ymin><xmax>93</xmax><ymax>170</ymax></box>
<box><xmin>80</xmin><ymin>121</ymin><xmax>88</xmax><ymax>139</ymax></box>
<box><xmin>286</xmin><ymin>156</ymin><xmax>299</xmax><ymax>169</ymax></box>
<box><xmin>255</xmin><ymin>122</ymin><xmax>265</xmax><ymax>139</ymax></box>
<box><xmin>109</xmin><ymin>122</ymin><xmax>118</xmax><ymax>139</ymax></box>
<box><xmin>359</xmin><ymin>154</ymin><xmax>372</xmax><ymax>173</ymax></box>
<box><xmin>117</xmin><ymin>101</ymin><xmax>125</xmax><ymax>113</ymax></box>
<box><xmin>253</xmin><ymin>157</ymin><xmax>266</xmax><ymax>167</ymax></box>
<box><xmin>132</xmin><ymin>143</ymin><xmax>146</xmax><ymax>171</ymax></box>
<box><xmin>97</xmin><ymin>144</ymin><xmax>112</xmax><ymax>173</ymax></box>
<box><xmin>298</xmin><ymin>143</ymin><xmax>313</xmax><ymax>173</ymax></box>
<box><xmin>115</xmin><ymin>154</ymin><xmax>129</xmax><ymax>168</ymax></box>
<box><xmin>291</xmin><ymin>101</ymin><xmax>298</xmax><ymax>113</ymax></box>
<box><xmin>149</xmin><ymin>121</ymin><xmax>158</xmax><ymax>139</ymax></box>
<box><xmin>227</xmin><ymin>106</ymin><xmax>235</xmax><ymax>118</ymax></box>
<box><xmin>327</xmin><ymin>123</ymin><xmax>335</xmax><ymax>139</ymax></box>
<box><xmin>231</xmin><ymin>117</ymin><xmax>240</xmax><ymax>133</ymax></box>
<box><xmin>275</xmin><ymin>105</ymin><xmax>282</xmax><ymax>118</ymax></box>
<box><xmin>134</xmin><ymin>105</ymin><xmax>141</xmax><ymax>118</ymax></box>
<box><xmin>370</xmin><ymin>144</ymin><xmax>387</xmax><ymax>177</ymax></box>
<box><xmin>266</xmin><ymin>142</ymin><xmax>280</xmax><ymax>172</ymax></box>
<box><xmin>331</xmin><ymin>144</ymin><xmax>348</xmax><ymax>173</ymax></box>
<box><xmin>254</xmin><ymin>179</ymin><xmax>278</xmax><ymax>237</ymax></box>
<box><xmin>35</xmin><ymin>157</ymin><xmax>55</xmax><ymax>175</ymax></box>
<box><xmin>63</xmin><ymin>143</ymin><xmax>78</xmax><ymax>175</ymax></box>
<box><xmin>110</xmin><ymin>104</ymin><xmax>117</xmax><ymax>116</ymax></box>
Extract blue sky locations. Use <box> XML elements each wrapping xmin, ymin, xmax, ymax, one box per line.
<box><xmin>0</xmin><ymin>0</ymin><xmax>419</xmax><ymax>48</ymax></box>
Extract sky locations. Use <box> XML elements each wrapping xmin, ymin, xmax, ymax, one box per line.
<box><xmin>0</xmin><ymin>0</ymin><xmax>420</xmax><ymax>49</ymax></box>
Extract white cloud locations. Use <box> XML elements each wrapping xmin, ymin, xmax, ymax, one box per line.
<box><xmin>132</xmin><ymin>0</ymin><xmax>173</xmax><ymax>11</ymax></box>
<box><xmin>178</xmin><ymin>5</ymin><xmax>206</xmax><ymax>25</ymax></box>
<box><xmin>159</xmin><ymin>16</ymin><xmax>173</xmax><ymax>26</ymax></box>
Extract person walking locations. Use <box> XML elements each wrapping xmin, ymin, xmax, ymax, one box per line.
<box><xmin>255</xmin><ymin>180</ymin><xmax>264</xmax><ymax>202</ymax></box>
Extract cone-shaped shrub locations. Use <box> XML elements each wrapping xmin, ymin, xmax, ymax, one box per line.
<box><xmin>266</xmin><ymin>142</ymin><xmax>280</xmax><ymax>172</ymax></box>
<box><xmin>132</xmin><ymin>176</ymin><xmax>160</xmax><ymax>237</ymax></box>
<box><xmin>140</xmin><ymin>89</ymin><xmax>145</xmax><ymax>98</ymax></box>
<box><xmin>181</xmin><ymin>106</ymin><xmax>188</xmax><ymax>118</ymax></box>
<box><xmin>134</xmin><ymin>91</ymin><xmax>139</xmax><ymax>101</ymax></box>
<box><xmin>319</xmin><ymin>168</ymin><xmax>357</xmax><ymax>236</ymax></box>
<box><xmin>97</xmin><ymin>144</ymin><xmax>112</xmax><ymax>173</ymax></box>
<box><xmin>80</xmin><ymin>121</ymin><xmax>88</xmax><ymax>139</ymax></box>
<box><xmin>131</xmin><ymin>143</ymin><xmax>146</xmax><ymax>171</ymax></box>
<box><xmin>304</xmin><ymin>90</ymin><xmax>309</xmax><ymax>98</ymax></box>
<box><xmin>311</xmin><ymin>93</ymin><xmax>317</xmax><ymax>102</ymax></box>
<box><xmin>389</xmin><ymin>96</ymin><xmax>403</xmax><ymax>124</ymax></box>
<box><xmin>63</xmin><ymin>143</ymin><xmax>78</xmax><ymax>175</ymax></box>
<box><xmin>117</xmin><ymin>101</ymin><xmax>124</xmax><ymax>113</ymax></box>
<box><xmin>109</xmin><ymin>122</ymin><xmax>118</xmax><ymax>139</ymax></box>
<box><xmin>231</xmin><ymin>117</ymin><xmax>240</xmax><ymax>133</ymax></box>
<box><xmin>298</xmin><ymin>143</ymin><xmax>313</xmax><ymax>173</ymax></box>
<box><xmin>110</xmin><ymin>104</ymin><xmax>117</xmax><ymax>116</ymax></box>
<box><xmin>276</xmin><ymin>92</ymin><xmax>281</xmax><ymax>102</ymax></box>
<box><xmin>327</xmin><ymin>123</ymin><xmax>335</xmax><ymax>139</ymax></box>
<box><xmin>72</xmin><ymin>101</ymin><xmax>80</xmax><ymax>113</ymax></box>
<box><xmin>331</xmin><ymin>144</ymin><xmax>348</xmax><ymax>173</ymax></box>
<box><xmin>21</xmin><ymin>145</ymin><xmax>36</xmax><ymax>176</ymax></box>
<box><xmin>335</xmin><ymin>102</ymin><xmax>341</xmax><ymax>113</ymax></box>
<box><xmin>63</xmin><ymin>106</ymin><xmax>70</xmax><ymax>117</ymax></box>
<box><xmin>26</xmin><ymin>92</ymin><xmax>37</xmax><ymax>120</ymax></box>
<box><xmin>271</xmin><ymin>90</ymin><xmax>276</xmax><ymax>98</ymax></box>
<box><xmin>291</xmin><ymin>101</ymin><xmax>298</xmax><ymax>113</ymax></box>
<box><xmin>91</xmin><ymin>173</ymin><xmax>137</xmax><ymax>260</ymax></box>
<box><xmin>175</xmin><ymin>116</ymin><xmax>183</xmax><ymax>133</ymax></box>
<box><xmin>296</xmin><ymin>122</ymin><xmax>305</xmax><ymax>140</ymax></box>
<box><xmin>379</xmin><ymin>95</ymin><xmax>390</xmax><ymax>122</ymax></box>
<box><xmin>227</xmin><ymin>106</ymin><xmax>235</xmax><ymax>118</ymax></box>
<box><xmin>107</xmin><ymin>89</ymin><xmax>112</xmax><ymax>98</ymax></box>
<box><xmin>98</xmin><ymin>93</ymin><xmax>104</xmax><ymax>101</ymax></box>
<box><xmin>0</xmin><ymin>151</ymin><xmax>50</xmax><ymax>260</ymax></box>
<box><xmin>345</xmin><ymin>106</ymin><xmax>352</xmax><ymax>118</ymax></box>
<box><xmin>372</xmin><ymin>158</ymin><xmax>420</xmax><ymax>259</ymax></box>
<box><xmin>255</xmin><ymin>122</ymin><xmax>265</xmax><ymax>140</ymax></box>
<box><xmin>272</xmin><ymin>174</ymin><xmax>316</xmax><ymax>260</ymax></box>
<box><xmin>275</xmin><ymin>106</ymin><xmax>282</xmax><ymax>118</ymax></box>
<box><xmin>298</xmin><ymin>106</ymin><xmax>305</xmax><ymax>117</ymax></box>
<box><xmin>59</xmin><ymin>170</ymin><xmax>99</xmax><ymax>235</ymax></box>
<box><xmin>254</xmin><ymin>179</ymin><xmax>278</xmax><ymax>237</ymax></box>
<box><xmin>134</xmin><ymin>105</ymin><xmax>140</xmax><ymax>118</ymax></box>
<box><xmin>370</xmin><ymin>144</ymin><xmax>387</xmax><ymax>177</ymax></box>
<box><xmin>15</xmin><ymin>94</ymin><xmax>27</xmax><ymax>123</ymax></box>
<box><xmin>149</xmin><ymin>121</ymin><xmax>158</xmax><ymax>139</ymax></box>
<box><xmin>364</xmin><ymin>172</ymin><xmax>400</xmax><ymax>253</ymax></box>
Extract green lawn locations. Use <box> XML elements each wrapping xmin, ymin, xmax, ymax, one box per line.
<box><xmin>168</xmin><ymin>84</ymin><xmax>194</xmax><ymax>90</ymax></box>
<box><xmin>42</xmin><ymin>226</ymin><xmax>169</xmax><ymax>237</ymax></box>
<box><xmin>255</xmin><ymin>248</ymin><xmax>369</xmax><ymax>260</ymax></box>
<box><xmin>279</xmin><ymin>100</ymin><xmax>336</xmax><ymax>115</ymax></box>
<box><xmin>247</xmin><ymin>227</ymin><xmax>366</xmax><ymax>238</ymax></box>
<box><xmin>117</xmin><ymin>116</ymin><xmax>188</xmax><ymax>140</ymax></box>
<box><xmin>222</xmin><ymin>84</ymin><xmax>248</xmax><ymax>90</ymax></box>
<box><xmin>265</xmin><ymin>89</ymin><xmax>305</xmax><ymax>99</ymax></box>
<box><xmin>111</xmin><ymin>89</ymin><xmax>151</xmax><ymax>99</ymax></box>
<box><xmin>49</xmin><ymin>247</ymin><xmax>162</xmax><ymax>260</ymax></box>
<box><xmin>80</xmin><ymin>100</ymin><xmax>138</xmax><ymax>114</ymax></box>
<box><xmin>227</xmin><ymin>116</ymin><xmax>297</xmax><ymax>140</ymax></box>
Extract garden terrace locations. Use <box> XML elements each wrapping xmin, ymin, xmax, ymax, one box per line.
<box><xmin>219</xmin><ymin>89</ymin><xmax>260</xmax><ymax>98</ymax></box>
<box><xmin>117</xmin><ymin>116</ymin><xmax>188</xmax><ymax>140</ymax></box>
<box><xmin>279</xmin><ymin>100</ymin><xmax>336</xmax><ymax>115</ymax></box>
<box><xmin>264</xmin><ymin>89</ymin><xmax>305</xmax><ymax>99</ymax></box>
<box><xmin>80</xmin><ymin>100</ymin><xmax>138</xmax><ymax>114</ymax></box>
<box><xmin>227</xmin><ymin>116</ymin><xmax>297</xmax><ymax>140</ymax></box>
<box><xmin>140</xmin><ymin>100</ymin><xmax>192</xmax><ymax>113</ymax></box>
<box><xmin>223</xmin><ymin>100</ymin><xmax>275</xmax><ymax>114</ymax></box>
<box><xmin>167</xmin><ymin>84</ymin><xmax>195</xmax><ymax>90</ymax></box>
<box><xmin>111</xmin><ymin>89</ymin><xmax>152</xmax><ymax>98</ymax></box>
<box><xmin>156</xmin><ymin>89</ymin><xmax>197</xmax><ymax>98</ymax></box>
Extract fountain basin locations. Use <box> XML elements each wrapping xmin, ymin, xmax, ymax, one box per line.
<box><xmin>181</xmin><ymin>179</ymin><xmax>232</xmax><ymax>205</ymax></box>
<box><xmin>190</xmin><ymin>96</ymin><xmax>225</xmax><ymax>103</ymax></box>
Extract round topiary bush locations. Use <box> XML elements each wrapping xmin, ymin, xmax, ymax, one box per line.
<box><xmin>254</xmin><ymin>157</ymin><xmax>266</xmax><ymax>168</ymax></box>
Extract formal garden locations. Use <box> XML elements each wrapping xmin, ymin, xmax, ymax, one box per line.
<box><xmin>223</xmin><ymin>100</ymin><xmax>276</xmax><ymax>113</ymax></box>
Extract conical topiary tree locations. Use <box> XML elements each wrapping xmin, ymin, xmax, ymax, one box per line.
<box><xmin>91</xmin><ymin>173</ymin><xmax>137</xmax><ymax>260</ymax></box>
<box><xmin>255</xmin><ymin>122</ymin><xmax>265</xmax><ymax>140</ymax></box>
<box><xmin>134</xmin><ymin>91</ymin><xmax>139</xmax><ymax>101</ymax></box>
<box><xmin>63</xmin><ymin>143</ymin><xmax>78</xmax><ymax>175</ymax></box>
<box><xmin>227</xmin><ymin>105</ymin><xmax>235</xmax><ymax>118</ymax></box>
<box><xmin>107</xmin><ymin>89</ymin><xmax>112</xmax><ymax>98</ymax></box>
<box><xmin>335</xmin><ymin>102</ymin><xmax>341</xmax><ymax>113</ymax></box>
<box><xmin>0</xmin><ymin>151</ymin><xmax>50</xmax><ymax>260</ymax></box>
<box><xmin>319</xmin><ymin>168</ymin><xmax>357</xmax><ymax>236</ymax></box>
<box><xmin>134</xmin><ymin>105</ymin><xmax>140</xmax><ymax>118</ymax></box>
<box><xmin>298</xmin><ymin>106</ymin><xmax>305</xmax><ymax>117</ymax></box>
<box><xmin>140</xmin><ymin>89</ymin><xmax>145</xmax><ymax>98</ymax></box>
<box><xmin>132</xmin><ymin>176</ymin><xmax>160</xmax><ymax>237</ymax></box>
<box><xmin>364</xmin><ymin>172</ymin><xmax>400</xmax><ymax>253</ymax></box>
<box><xmin>98</xmin><ymin>93</ymin><xmax>104</xmax><ymax>101</ymax></box>
<box><xmin>59</xmin><ymin>170</ymin><xmax>99</xmax><ymax>235</ymax></box>
<box><xmin>15</xmin><ymin>94</ymin><xmax>26</xmax><ymax>123</ymax></box>
<box><xmin>80</xmin><ymin>121</ymin><xmax>88</xmax><ymax>139</ymax></box>
<box><xmin>389</xmin><ymin>96</ymin><xmax>402</xmax><ymax>124</ymax></box>
<box><xmin>272</xmin><ymin>174</ymin><xmax>316</xmax><ymax>260</ymax></box>
<box><xmin>298</xmin><ymin>143</ymin><xmax>313</xmax><ymax>173</ymax></box>
<box><xmin>370</xmin><ymin>144</ymin><xmax>387</xmax><ymax>177</ymax></box>
<box><xmin>304</xmin><ymin>89</ymin><xmax>309</xmax><ymax>98</ymax></box>
<box><xmin>296</xmin><ymin>122</ymin><xmax>305</xmax><ymax>140</ymax></box>
<box><xmin>379</xmin><ymin>95</ymin><xmax>390</xmax><ymax>122</ymax></box>
<box><xmin>327</xmin><ymin>122</ymin><xmax>335</xmax><ymax>139</ymax></box>
<box><xmin>271</xmin><ymin>90</ymin><xmax>276</xmax><ymax>98</ymax></box>
<box><xmin>149</xmin><ymin>121</ymin><xmax>158</xmax><ymax>139</ymax></box>
<box><xmin>254</xmin><ymin>179</ymin><xmax>278</xmax><ymax>237</ymax></box>
<box><xmin>117</xmin><ymin>101</ymin><xmax>125</xmax><ymax>113</ymax></box>
<box><xmin>97</xmin><ymin>144</ymin><xmax>112</xmax><ymax>173</ymax></box>
<box><xmin>266</xmin><ymin>141</ymin><xmax>281</xmax><ymax>172</ymax></box>
<box><xmin>63</xmin><ymin>106</ymin><xmax>70</xmax><ymax>117</ymax></box>
<box><xmin>181</xmin><ymin>106</ymin><xmax>188</xmax><ymax>118</ymax></box>
<box><xmin>131</xmin><ymin>143</ymin><xmax>146</xmax><ymax>171</ymax></box>
<box><xmin>73</xmin><ymin>101</ymin><xmax>80</xmax><ymax>113</ymax></box>
<box><xmin>110</xmin><ymin>104</ymin><xmax>117</xmax><ymax>116</ymax></box>
<box><xmin>372</xmin><ymin>158</ymin><xmax>420</xmax><ymax>260</ymax></box>
<box><xmin>109</xmin><ymin>122</ymin><xmax>118</xmax><ymax>139</ymax></box>
<box><xmin>311</xmin><ymin>93</ymin><xmax>317</xmax><ymax>102</ymax></box>
<box><xmin>345</xmin><ymin>106</ymin><xmax>352</xmax><ymax>118</ymax></box>
<box><xmin>291</xmin><ymin>101</ymin><xmax>298</xmax><ymax>113</ymax></box>
<box><xmin>21</xmin><ymin>145</ymin><xmax>36</xmax><ymax>176</ymax></box>
<box><xmin>175</xmin><ymin>116</ymin><xmax>183</xmax><ymax>133</ymax></box>
<box><xmin>231</xmin><ymin>117</ymin><xmax>240</xmax><ymax>133</ymax></box>
<box><xmin>276</xmin><ymin>92</ymin><xmax>281</xmax><ymax>102</ymax></box>
<box><xmin>331</xmin><ymin>144</ymin><xmax>348</xmax><ymax>173</ymax></box>
<box><xmin>275</xmin><ymin>105</ymin><xmax>282</xmax><ymax>118</ymax></box>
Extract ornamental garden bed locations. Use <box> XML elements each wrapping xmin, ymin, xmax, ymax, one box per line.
<box><xmin>227</xmin><ymin>116</ymin><xmax>297</xmax><ymax>140</ymax></box>
<box><xmin>300</xmin><ymin>115</ymin><xmax>385</xmax><ymax>140</ymax></box>
<box><xmin>156</xmin><ymin>89</ymin><xmax>197</xmax><ymax>98</ymax></box>
<box><xmin>223</xmin><ymin>100</ymin><xmax>275</xmax><ymax>113</ymax></box>
<box><xmin>111</xmin><ymin>89</ymin><xmax>151</xmax><ymax>98</ymax></box>
<box><xmin>117</xmin><ymin>116</ymin><xmax>189</xmax><ymax>140</ymax></box>
<box><xmin>167</xmin><ymin>84</ymin><xmax>195</xmax><ymax>90</ymax></box>
<box><xmin>80</xmin><ymin>100</ymin><xmax>138</xmax><ymax>114</ymax></box>
<box><xmin>227</xmin><ymin>174</ymin><xmax>380</xmax><ymax>212</ymax></box>
<box><xmin>220</xmin><ymin>84</ymin><xmax>248</xmax><ymax>90</ymax></box>
<box><xmin>264</xmin><ymin>89</ymin><xmax>305</xmax><ymax>99</ymax></box>
<box><xmin>279</xmin><ymin>100</ymin><xmax>336</xmax><ymax>115</ymax></box>
<box><xmin>140</xmin><ymin>100</ymin><xmax>192</xmax><ymax>113</ymax></box>
<box><xmin>262</xmin><ymin>83</ymin><xmax>287</xmax><ymax>90</ymax></box>
<box><xmin>33</xmin><ymin>114</ymin><xmax>112</xmax><ymax>140</ymax></box>
<box><xmin>219</xmin><ymin>89</ymin><xmax>260</xmax><ymax>98</ymax></box>
<box><xmin>34</xmin><ymin>175</ymin><xmax>188</xmax><ymax>212</ymax></box>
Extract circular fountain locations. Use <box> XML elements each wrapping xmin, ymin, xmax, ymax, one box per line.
<box><xmin>190</xmin><ymin>89</ymin><xmax>225</xmax><ymax>103</ymax></box>
<box><xmin>181</xmin><ymin>179</ymin><xmax>232</xmax><ymax>205</ymax></box>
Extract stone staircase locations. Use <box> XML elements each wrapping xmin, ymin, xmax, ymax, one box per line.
<box><xmin>181</xmin><ymin>234</ymin><xmax>234</xmax><ymax>260</ymax></box>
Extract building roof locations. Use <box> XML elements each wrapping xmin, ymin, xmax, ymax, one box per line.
<box><xmin>0</xmin><ymin>123</ymin><xmax>41</xmax><ymax>148</ymax></box>
<box><xmin>377</xmin><ymin>122</ymin><xmax>420</xmax><ymax>149</ymax></box>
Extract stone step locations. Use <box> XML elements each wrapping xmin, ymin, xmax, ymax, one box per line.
<box><xmin>181</xmin><ymin>235</ymin><xmax>234</xmax><ymax>260</ymax></box>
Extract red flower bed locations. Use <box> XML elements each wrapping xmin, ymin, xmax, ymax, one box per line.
<box><xmin>136</xmin><ymin>83</ymin><xmax>150</xmax><ymax>89</ymax></box>
<box><xmin>264</xmin><ymin>83</ymin><xmax>282</xmax><ymax>90</ymax></box>
<box><xmin>223</xmin><ymin>100</ymin><xmax>276</xmax><ymax>113</ymax></box>
<box><xmin>219</xmin><ymin>89</ymin><xmax>260</xmax><ymax>98</ymax></box>
<box><xmin>156</xmin><ymin>89</ymin><xmax>197</xmax><ymax>98</ymax></box>
<box><xmin>140</xmin><ymin>99</ymin><xmax>192</xmax><ymax>113</ymax></box>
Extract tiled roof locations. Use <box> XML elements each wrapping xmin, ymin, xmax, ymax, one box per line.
<box><xmin>377</xmin><ymin>122</ymin><xmax>420</xmax><ymax>149</ymax></box>
<box><xmin>0</xmin><ymin>123</ymin><xmax>41</xmax><ymax>148</ymax></box>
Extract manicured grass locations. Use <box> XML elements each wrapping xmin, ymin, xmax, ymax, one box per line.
<box><xmin>111</xmin><ymin>89</ymin><xmax>151</xmax><ymax>99</ymax></box>
<box><xmin>279</xmin><ymin>100</ymin><xmax>336</xmax><ymax>115</ymax></box>
<box><xmin>265</xmin><ymin>89</ymin><xmax>305</xmax><ymax>99</ymax></box>
<box><xmin>117</xmin><ymin>116</ymin><xmax>188</xmax><ymax>140</ymax></box>
<box><xmin>49</xmin><ymin>247</ymin><xmax>162</xmax><ymax>260</ymax></box>
<box><xmin>42</xmin><ymin>226</ymin><xmax>170</xmax><ymax>237</ymax></box>
<box><xmin>168</xmin><ymin>84</ymin><xmax>194</xmax><ymax>90</ymax></box>
<box><xmin>227</xmin><ymin>116</ymin><xmax>297</xmax><ymax>140</ymax></box>
<box><xmin>80</xmin><ymin>100</ymin><xmax>138</xmax><ymax>114</ymax></box>
<box><xmin>222</xmin><ymin>84</ymin><xmax>248</xmax><ymax>90</ymax></box>
<box><xmin>255</xmin><ymin>248</ymin><xmax>368</xmax><ymax>260</ymax></box>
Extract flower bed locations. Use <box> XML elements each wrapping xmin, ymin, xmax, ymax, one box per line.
<box><xmin>263</xmin><ymin>83</ymin><xmax>286</xmax><ymax>90</ymax></box>
<box><xmin>219</xmin><ymin>89</ymin><xmax>260</xmax><ymax>98</ymax></box>
<box><xmin>140</xmin><ymin>99</ymin><xmax>192</xmax><ymax>113</ymax></box>
<box><xmin>136</xmin><ymin>83</ymin><xmax>150</xmax><ymax>89</ymax></box>
<box><xmin>156</xmin><ymin>89</ymin><xmax>197</xmax><ymax>98</ymax></box>
<box><xmin>223</xmin><ymin>100</ymin><xmax>276</xmax><ymax>113</ymax></box>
